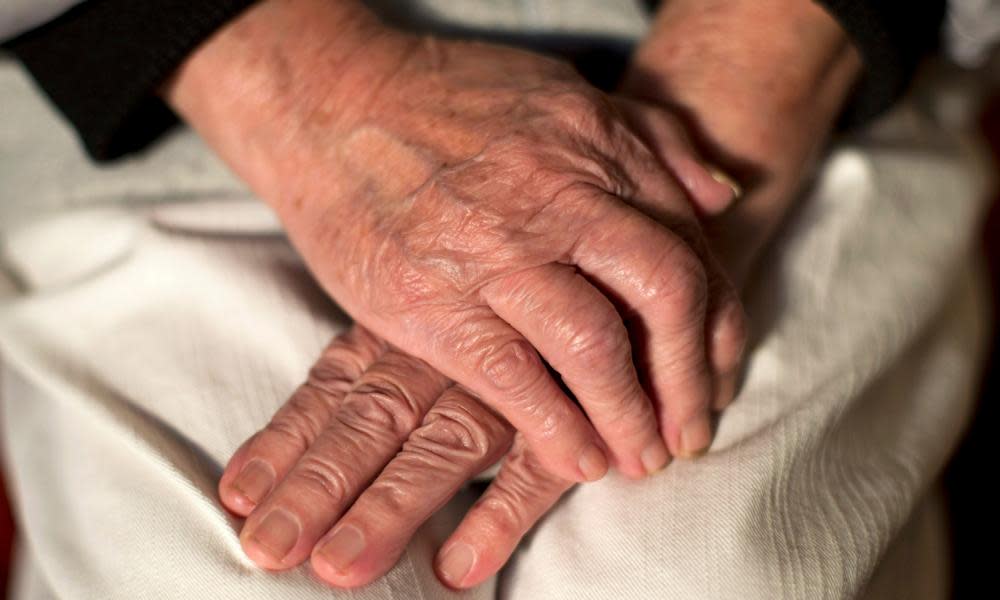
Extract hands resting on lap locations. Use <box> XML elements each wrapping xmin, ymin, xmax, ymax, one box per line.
<box><xmin>161</xmin><ymin>0</ymin><xmax>861</xmax><ymax>591</ymax></box>
<box><xmin>217</xmin><ymin>94</ymin><xmax>742</xmax><ymax>588</ymax></box>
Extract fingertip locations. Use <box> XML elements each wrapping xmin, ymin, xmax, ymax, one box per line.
<box><xmin>615</xmin><ymin>462</ymin><xmax>649</xmax><ymax>481</ymax></box>
<box><xmin>222</xmin><ymin>458</ymin><xmax>275</xmax><ymax>515</ymax></box>
<box><xmin>239</xmin><ymin>534</ymin><xmax>292</xmax><ymax>572</ymax></box>
<box><xmin>309</xmin><ymin>556</ymin><xmax>370</xmax><ymax>589</ymax></box>
<box><xmin>310</xmin><ymin>553</ymin><xmax>369</xmax><ymax>589</ymax></box>
<box><xmin>640</xmin><ymin>440</ymin><xmax>671</xmax><ymax>475</ymax></box>
<box><xmin>705</xmin><ymin>167</ymin><xmax>742</xmax><ymax>210</ymax></box>
<box><xmin>309</xmin><ymin>524</ymin><xmax>385</xmax><ymax>589</ymax></box>
<box><xmin>668</xmin><ymin>156</ymin><xmax>739</xmax><ymax>216</ymax></box>
<box><xmin>220</xmin><ymin>486</ymin><xmax>258</xmax><ymax>516</ymax></box>
<box><xmin>577</xmin><ymin>443</ymin><xmax>609</xmax><ymax>482</ymax></box>
<box><xmin>676</xmin><ymin>416</ymin><xmax>713</xmax><ymax>460</ymax></box>
<box><xmin>435</xmin><ymin>541</ymin><xmax>478</xmax><ymax>589</ymax></box>
<box><xmin>610</xmin><ymin>438</ymin><xmax>670</xmax><ymax>480</ymax></box>
<box><xmin>527</xmin><ymin>435</ymin><xmax>604</xmax><ymax>483</ymax></box>
<box><xmin>238</xmin><ymin>507</ymin><xmax>306</xmax><ymax>571</ymax></box>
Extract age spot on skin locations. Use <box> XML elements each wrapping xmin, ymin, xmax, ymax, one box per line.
<box><xmin>338</xmin><ymin>126</ymin><xmax>436</xmax><ymax>201</ymax></box>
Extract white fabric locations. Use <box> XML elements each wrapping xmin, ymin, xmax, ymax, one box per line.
<box><xmin>0</xmin><ymin>1</ymin><xmax>993</xmax><ymax>598</ymax></box>
<box><xmin>947</xmin><ymin>0</ymin><xmax>1000</xmax><ymax>66</ymax></box>
<box><xmin>0</xmin><ymin>0</ymin><xmax>84</xmax><ymax>41</ymax></box>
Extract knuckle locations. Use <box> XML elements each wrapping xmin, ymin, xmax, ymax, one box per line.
<box><xmin>470</xmin><ymin>456</ymin><xmax>567</xmax><ymax>539</ymax></box>
<box><xmin>265</xmin><ymin>392</ymin><xmax>327</xmax><ymax>453</ymax></box>
<box><xmin>307</xmin><ymin>354</ymin><xmax>359</xmax><ymax>397</ymax></box>
<box><xmin>472</xmin><ymin>493</ymin><xmax>527</xmax><ymax>541</ymax></box>
<box><xmin>287</xmin><ymin>384</ymin><xmax>335</xmax><ymax>424</ymax></box>
<box><xmin>411</xmin><ymin>398</ymin><xmax>507</xmax><ymax>463</ymax></box>
<box><xmin>645</xmin><ymin>242</ymin><xmax>708</xmax><ymax>317</ymax></box>
<box><xmin>342</xmin><ymin>378</ymin><xmax>423</xmax><ymax>438</ymax></box>
<box><xmin>478</xmin><ymin>339</ymin><xmax>544</xmax><ymax>393</ymax></box>
<box><xmin>289</xmin><ymin>454</ymin><xmax>351</xmax><ymax>505</ymax></box>
<box><xmin>355</xmin><ymin>478</ymin><xmax>410</xmax><ymax>518</ymax></box>
<box><xmin>550</xmin><ymin>88</ymin><xmax>610</xmax><ymax>134</ymax></box>
<box><xmin>564</xmin><ymin>311</ymin><xmax>632</xmax><ymax>374</ymax></box>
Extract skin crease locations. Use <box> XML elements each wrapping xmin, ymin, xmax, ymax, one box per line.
<box><xmin>168</xmin><ymin>0</ymin><xmax>864</xmax><ymax>592</ymax></box>
<box><xmin>166</xmin><ymin>0</ymin><xmax>749</xmax><ymax>488</ymax></box>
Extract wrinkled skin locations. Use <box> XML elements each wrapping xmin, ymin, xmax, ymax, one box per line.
<box><xmin>266</xmin><ymin>37</ymin><xmax>746</xmax><ymax>486</ymax></box>
<box><xmin>166</xmin><ymin>0</ymin><xmax>749</xmax><ymax>481</ymax></box>
<box><xmin>220</xmin><ymin>97</ymin><xmax>745</xmax><ymax>587</ymax></box>
<box><xmin>165</xmin><ymin>0</ymin><xmax>860</xmax><ymax>591</ymax></box>
<box><xmin>222</xmin><ymin>325</ymin><xmax>556</xmax><ymax>590</ymax></box>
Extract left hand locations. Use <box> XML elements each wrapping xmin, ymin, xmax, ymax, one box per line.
<box><xmin>221</xmin><ymin>324</ymin><xmax>571</xmax><ymax>590</ymax></box>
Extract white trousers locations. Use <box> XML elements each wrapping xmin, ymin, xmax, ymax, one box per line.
<box><xmin>0</xmin><ymin>2</ymin><xmax>992</xmax><ymax>598</ymax></box>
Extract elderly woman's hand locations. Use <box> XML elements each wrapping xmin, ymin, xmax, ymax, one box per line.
<box><xmin>217</xmin><ymin>93</ymin><xmax>743</xmax><ymax>585</ymax></box>
<box><xmin>167</xmin><ymin>0</ymin><xmax>746</xmax><ymax>485</ymax></box>
<box><xmin>221</xmin><ymin>325</ymin><xmax>569</xmax><ymax>589</ymax></box>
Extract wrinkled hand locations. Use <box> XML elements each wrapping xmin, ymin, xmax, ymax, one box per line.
<box><xmin>170</xmin><ymin>11</ymin><xmax>747</xmax><ymax>483</ymax></box>
<box><xmin>275</xmin><ymin>37</ymin><xmax>748</xmax><ymax>479</ymax></box>
<box><xmin>219</xmin><ymin>95</ymin><xmax>745</xmax><ymax>587</ymax></box>
<box><xmin>221</xmin><ymin>325</ymin><xmax>570</xmax><ymax>589</ymax></box>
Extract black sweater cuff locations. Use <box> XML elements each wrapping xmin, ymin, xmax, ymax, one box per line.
<box><xmin>815</xmin><ymin>0</ymin><xmax>946</xmax><ymax>124</ymax></box>
<box><xmin>3</xmin><ymin>0</ymin><xmax>257</xmax><ymax>161</ymax></box>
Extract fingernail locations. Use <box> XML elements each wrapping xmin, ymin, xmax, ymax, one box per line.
<box><xmin>578</xmin><ymin>444</ymin><xmax>609</xmax><ymax>481</ymax></box>
<box><xmin>437</xmin><ymin>542</ymin><xmax>476</xmax><ymax>588</ymax></box>
<box><xmin>640</xmin><ymin>441</ymin><xmax>670</xmax><ymax>475</ymax></box>
<box><xmin>708</xmin><ymin>167</ymin><xmax>742</xmax><ymax>199</ymax></box>
<box><xmin>316</xmin><ymin>525</ymin><xmax>365</xmax><ymax>573</ymax></box>
<box><xmin>679</xmin><ymin>419</ymin><xmax>712</xmax><ymax>459</ymax></box>
<box><xmin>232</xmin><ymin>459</ymin><xmax>275</xmax><ymax>507</ymax></box>
<box><xmin>250</xmin><ymin>509</ymin><xmax>300</xmax><ymax>560</ymax></box>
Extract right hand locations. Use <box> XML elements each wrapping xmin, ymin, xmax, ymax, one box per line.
<box><xmin>166</xmin><ymin>0</ymin><xmax>747</xmax><ymax>481</ymax></box>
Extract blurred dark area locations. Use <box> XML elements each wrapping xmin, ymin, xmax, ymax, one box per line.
<box><xmin>945</xmin><ymin>85</ymin><xmax>1000</xmax><ymax>600</ymax></box>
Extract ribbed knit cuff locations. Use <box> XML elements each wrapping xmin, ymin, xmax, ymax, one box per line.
<box><xmin>3</xmin><ymin>0</ymin><xmax>258</xmax><ymax>161</ymax></box>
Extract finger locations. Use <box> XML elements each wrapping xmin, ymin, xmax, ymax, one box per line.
<box><xmin>614</xmin><ymin>112</ymin><xmax>748</xmax><ymax>413</ymax></box>
<box><xmin>219</xmin><ymin>325</ymin><xmax>387</xmax><ymax>515</ymax></box>
<box><xmin>569</xmin><ymin>193</ymin><xmax>713</xmax><ymax>458</ymax></box>
<box><xmin>435</xmin><ymin>436</ymin><xmax>572</xmax><ymax>589</ymax></box>
<box><xmin>613</xmin><ymin>96</ymin><xmax>739</xmax><ymax>216</ymax></box>
<box><xmin>484</xmin><ymin>264</ymin><xmax>669</xmax><ymax>478</ymax></box>
<box><xmin>238</xmin><ymin>350</ymin><xmax>451</xmax><ymax>570</ymax></box>
<box><xmin>311</xmin><ymin>387</ymin><xmax>514</xmax><ymax>588</ymax></box>
<box><xmin>427</xmin><ymin>307</ymin><xmax>610</xmax><ymax>484</ymax></box>
<box><xmin>617</xmin><ymin>157</ymin><xmax>747</xmax><ymax>427</ymax></box>
<box><xmin>705</xmin><ymin>269</ymin><xmax>748</xmax><ymax>412</ymax></box>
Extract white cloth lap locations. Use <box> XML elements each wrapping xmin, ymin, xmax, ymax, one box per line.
<box><xmin>0</xmin><ymin>1</ymin><xmax>993</xmax><ymax>598</ymax></box>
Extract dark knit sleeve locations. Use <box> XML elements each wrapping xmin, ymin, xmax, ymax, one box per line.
<box><xmin>814</xmin><ymin>0</ymin><xmax>946</xmax><ymax>124</ymax></box>
<box><xmin>2</xmin><ymin>0</ymin><xmax>258</xmax><ymax>161</ymax></box>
